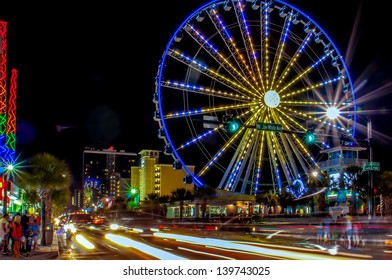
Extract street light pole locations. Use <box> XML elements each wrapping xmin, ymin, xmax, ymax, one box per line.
<box><xmin>367</xmin><ymin>117</ymin><xmax>374</xmax><ymax>218</ymax></box>
<box><xmin>2</xmin><ymin>176</ymin><xmax>7</xmax><ymax>214</ymax></box>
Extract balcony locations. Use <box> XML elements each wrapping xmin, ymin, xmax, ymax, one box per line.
<box><xmin>318</xmin><ymin>158</ymin><xmax>368</xmax><ymax>170</ymax></box>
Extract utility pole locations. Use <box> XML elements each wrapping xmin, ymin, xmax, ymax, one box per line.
<box><xmin>367</xmin><ymin>117</ymin><xmax>374</xmax><ymax>218</ymax></box>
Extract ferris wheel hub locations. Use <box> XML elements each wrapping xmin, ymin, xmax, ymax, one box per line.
<box><xmin>264</xmin><ymin>90</ymin><xmax>280</xmax><ymax>108</ymax></box>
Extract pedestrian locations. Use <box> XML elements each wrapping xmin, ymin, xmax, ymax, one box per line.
<box><xmin>352</xmin><ymin>218</ymin><xmax>364</xmax><ymax>247</ymax></box>
<box><xmin>21</xmin><ymin>211</ymin><xmax>30</xmax><ymax>239</ymax></box>
<box><xmin>7</xmin><ymin>215</ymin><xmax>14</xmax><ymax>255</ymax></box>
<box><xmin>24</xmin><ymin>230</ymin><xmax>34</xmax><ymax>257</ymax></box>
<box><xmin>316</xmin><ymin>220</ymin><xmax>323</xmax><ymax>243</ymax></box>
<box><xmin>0</xmin><ymin>213</ymin><xmax>10</xmax><ymax>254</ymax></box>
<box><xmin>322</xmin><ymin>214</ymin><xmax>333</xmax><ymax>244</ymax></box>
<box><xmin>342</xmin><ymin>215</ymin><xmax>353</xmax><ymax>249</ymax></box>
<box><xmin>28</xmin><ymin>218</ymin><xmax>40</xmax><ymax>250</ymax></box>
<box><xmin>10</xmin><ymin>214</ymin><xmax>23</xmax><ymax>258</ymax></box>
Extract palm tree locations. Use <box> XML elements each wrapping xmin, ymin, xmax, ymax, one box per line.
<box><xmin>307</xmin><ymin>171</ymin><xmax>329</xmax><ymax>213</ymax></box>
<box><xmin>194</xmin><ymin>185</ymin><xmax>216</xmax><ymax>220</ymax></box>
<box><xmin>158</xmin><ymin>195</ymin><xmax>171</xmax><ymax>219</ymax></box>
<box><xmin>378</xmin><ymin>171</ymin><xmax>392</xmax><ymax>216</ymax></box>
<box><xmin>258</xmin><ymin>192</ymin><xmax>279</xmax><ymax>214</ymax></box>
<box><xmin>23</xmin><ymin>185</ymin><xmax>40</xmax><ymax>213</ymax></box>
<box><xmin>21</xmin><ymin>153</ymin><xmax>72</xmax><ymax>245</ymax></box>
<box><xmin>51</xmin><ymin>187</ymin><xmax>71</xmax><ymax>217</ymax></box>
<box><xmin>277</xmin><ymin>190</ymin><xmax>295</xmax><ymax>214</ymax></box>
<box><xmin>344</xmin><ymin>165</ymin><xmax>367</xmax><ymax>215</ymax></box>
<box><xmin>146</xmin><ymin>192</ymin><xmax>160</xmax><ymax>219</ymax></box>
<box><xmin>171</xmin><ymin>188</ymin><xmax>193</xmax><ymax>220</ymax></box>
<box><xmin>255</xmin><ymin>193</ymin><xmax>265</xmax><ymax>215</ymax></box>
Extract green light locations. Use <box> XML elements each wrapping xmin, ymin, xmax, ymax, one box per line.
<box><xmin>224</xmin><ymin>120</ymin><xmax>240</xmax><ymax>133</ymax></box>
<box><xmin>305</xmin><ymin>131</ymin><xmax>316</xmax><ymax>144</ymax></box>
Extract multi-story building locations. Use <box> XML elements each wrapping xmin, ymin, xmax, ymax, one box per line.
<box><xmin>133</xmin><ymin>149</ymin><xmax>195</xmax><ymax>202</ymax></box>
<box><xmin>80</xmin><ymin>147</ymin><xmax>195</xmax><ymax>211</ymax></box>
<box><xmin>82</xmin><ymin>147</ymin><xmax>138</xmax><ymax>208</ymax></box>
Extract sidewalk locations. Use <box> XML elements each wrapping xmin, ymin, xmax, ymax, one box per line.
<box><xmin>0</xmin><ymin>232</ymin><xmax>59</xmax><ymax>260</ymax></box>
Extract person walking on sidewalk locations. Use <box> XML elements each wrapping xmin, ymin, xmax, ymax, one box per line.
<box><xmin>1</xmin><ymin>213</ymin><xmax>10</xmax><ymax>254</ymax></box>
<box><xmin>24</xmin><ymin>230</ymin><xmax>34</xmax><ymax>257</ymax></box>
<box><xmin>10</xmin><ymin>215</ymin><xmax>23</xmax><ymax>258</ymax></box>
<box><xmin>28</xmin><ymin>218</ymin><xmax>40</xmax><ymax>251</ymax></box>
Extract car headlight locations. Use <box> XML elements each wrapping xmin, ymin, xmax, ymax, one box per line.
<box><xmin>65</xmin><ymin>223</ymin><xmax>77</xmax><ymax>233</ymax></box>
<box><xmin>110</xmin><ymin>223</ymin><xmax>119</xmax><ymax>230</ymax></box>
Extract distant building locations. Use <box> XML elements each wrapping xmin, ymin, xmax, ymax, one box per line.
<box><xmin>80</xmin><ymin>147</ymin><xmax>195</xmax><ymax>210</ymax></box>
<box><xmin>132</xmin><ymin>149</ymin><xmax>195</xmax><ymax>202</ymax></box>
<box><xmin>82</xmin><ymin>147</ymin><xmax>138</xmax><ymax>208</ymax></box>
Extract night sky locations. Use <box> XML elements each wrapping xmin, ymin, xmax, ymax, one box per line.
<box><xmin>0</xmin><ymin>0</ymin><xmax>391</xmax><ymax>186</ymax></box>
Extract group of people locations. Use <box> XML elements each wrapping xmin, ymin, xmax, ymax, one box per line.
<box><xmin>317</xmin><ymin>214</ymin><xmax>365</xmax><ymax>249</ymax></box>
<box><xmin>0</xmin><ymin>211</ymin><xmax>41</xmax><ymax>258</ymax></box>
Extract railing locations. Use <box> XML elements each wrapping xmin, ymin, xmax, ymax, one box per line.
<box><xmin>318</xmin><ymin>158</ymin><xmax>368</xmax><ymax>169</ymax></box>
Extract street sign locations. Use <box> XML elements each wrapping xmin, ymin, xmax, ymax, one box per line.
<box><xmin>203</xmin><ymin>115</ymin><xmax>219</xmax><ymax>129</ymax></box>
<box><xmin>363</xmin><ymin>161</ymin><xmax>380</xmax><ymax>171</ymax></box>
<box><xmin>255</xmin><ymin>122</ymin><xmax>282</xmax><ymax>132</ymax></box>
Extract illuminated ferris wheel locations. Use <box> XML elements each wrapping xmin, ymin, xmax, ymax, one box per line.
<box><xmin>153</xmin><ymin>0</ymin><xmax>356</xmax><ymax>196</ymax></box>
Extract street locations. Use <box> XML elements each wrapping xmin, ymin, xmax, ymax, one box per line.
<box><xmin>56</xmin><ymin>218</ymin><xmax>392</xmax><ymax>260</ymax></box>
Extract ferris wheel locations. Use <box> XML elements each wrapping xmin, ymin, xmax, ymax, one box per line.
<box><xmin>153</xmin><ymin>0</ymin><xmax>356</xmax><ymax>196</ymax></box>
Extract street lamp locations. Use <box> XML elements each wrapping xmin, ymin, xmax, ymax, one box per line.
<box><xmin>127</xmin><ymin>187</ymin><xmax>140</xmax><ymax>209</ymax></box>
<box><xmin>1</xmin><ymin>162</ymin><xmax>14</xmax><ymax>214</ymax></box>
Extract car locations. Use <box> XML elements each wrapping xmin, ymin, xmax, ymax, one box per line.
<box><xmin>92</xmin><ymin>216</ymin><xmax>109</xmax><ymax>225</ymax></box>
<box><xmin>63</xmin><ymin>213</ymin><xmax>93</xmax><ymax>239</ymax></box>
<box><xmin>66</xmin><ymin>213</ymin><xmax>93</xmax><ymax>225</ymax></box>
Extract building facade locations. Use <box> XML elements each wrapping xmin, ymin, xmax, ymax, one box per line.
<box><xmin>82</xmin><ymin>147</ymin><xmax>138</xmax><ymax>209</ymax></box>
<box><xmin>132</xmin><ymin>150</ymin><xmax>195</xmax><ymax>202</ymax></box>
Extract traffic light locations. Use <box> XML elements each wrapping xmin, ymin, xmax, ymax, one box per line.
<box><xmin>224</xmin><ymin>120</ymin><xmax>240</xmax><ymax>133</ymax></box>
<box><xmin>304</xmin><ymin>130</ymin><xmax>316</xmax><ymax>144</ymax></box>
<box><xmin>222</xmin><ymin>114</ymin><xmax>240</xmax><ymax>133</ymax></box>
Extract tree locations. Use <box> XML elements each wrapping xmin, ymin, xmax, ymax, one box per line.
<box><xmin>21</xmin><ymin>153</ymin><xmax>72</xmax><ymax>245</ymax></box>
<box><xmin>171</xmin><ymin>188</ymin><xmax>194</xmax><ymax>220</ymax></box>
<box><xmin>193</xmin><ymin>185</ymin><xmax>216</xmax><ymax>220</ymax></box>
<box><xmin>23</xmin><ymin>185</ymin><xmax>40</xmax><ymax>213</ymax></box>
<box><xmin>146</xmin><ymin>192</ymin><xmax>160</xmax><ymax>219</ymax></box>
<box><xmin>257</xmin><ymin>192</ymin><xmax>279</xmax><ymax>214</ymax></box>
<box><xmin>307</xmin><ymin>171</ymin><xmax>329</xmax><ymax>213</ymax></box>
<box><xmin>378</xmin><ymin>171</ymin><xmax>392</xmax><ymax>216</ymax></box>
<box><xmin>158</xmin><ymin>195</ymin><xmax>171</xmax><ymax>219</ymax></box>
<box><xmin>344</xmin><ymin>165</ymin><xmax>367</xmax><ymax>215</ymax></box>
<box><xmin>51</xmin><ymin>188</ymin><xmax>71</xmax><ymax>217</ymax></box>
<box><xmin>255</xmin><ymin>193</ymin><xmax>265</xmax><ymax>215</ymax></box>
<box><xmin>277</xmin><ymin>190</ymin><xmax>295</xmax><ymax>214</ymax></box>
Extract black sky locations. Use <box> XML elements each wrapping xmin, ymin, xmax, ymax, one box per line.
<box><xmin>1</xmin><ymin>0</ymin><xmax>391</xmax><ymax>186</ymax></box>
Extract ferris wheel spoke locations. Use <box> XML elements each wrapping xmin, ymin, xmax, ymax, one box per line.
<box><xmin>273</xmin><ymin>32</ymin><xmax>314</xmax><ymax>92</ymax></box>
<box><xmin>269</xmin><ymin>10</ymin><xmax>294</xmax><ymax>90</ymax></box>
<box><xmin>266</xmin><ymin>133</ymin><xmax>283</xmax><ymax>193</ymax></box>
<box><xmin>232</xmin><ymin>1</ymin><xmax>266</xmax><ymax>92</ymax></box>
<box><xmin>277</xmin><ymin>52</ymin><xmax>334</xmax><ymax>95</ymax></box>
<box><xmin>182</xmin><ymin>6</ymin><xmax>265</xmax><ymax>95</ymax></box>
<box><xmin>261</xmin><ymin>1</ymin><xmax>273</xmax><ymax>89</ymax></box>
<box><xmin>271</xmin><ymin>114</ymin><xmax>301</xmax><ymax>181</ymax></box>
<box><xmin>167</xmin><ymin>48</ymin><xmax>261</xmax><ymax>99</ymax></box>
<box><xmin>161</xmin><ymin>80</ymin><xmax>252</xmax><ymax>102</ymax></box>
<box><xmin>207</xmin><ymin>3</ymin><xmax>262</xmax><ymax>92</ymax></box>
<box><xmin>251</xmin><ymin>131</ymin><xmax>268</xmax><ymax>194</ymax></box>
<box><xmin>224</xmin><ymin>128</ymin><xmax>258</xmax><ymax>192</ymax></box>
